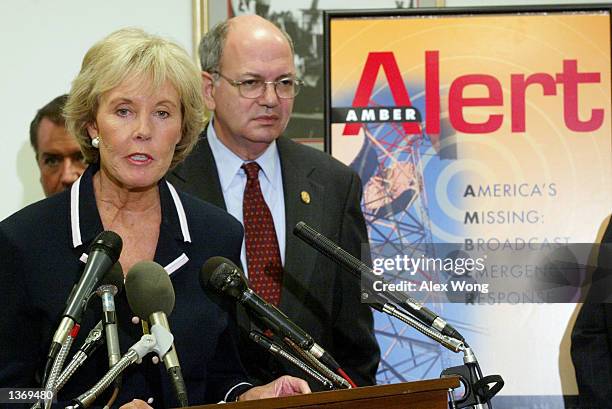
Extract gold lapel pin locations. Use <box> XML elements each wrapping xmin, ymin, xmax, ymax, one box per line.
<box><xmin>300</xmin><ymin>191</ymin><xmax>311</xmax><ymax>204</ymax></box>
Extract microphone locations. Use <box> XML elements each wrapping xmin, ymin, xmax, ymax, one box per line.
<box><xmin>249</xmin><ymin>331</ymin><xmax>334</xmax><ymax>390</ymax></box>
<box><xmin>200</xmin><ymin>257</ymin><xmax>342</xmax><ymax>373</ymax></box>
<box><xmin>55</xmin><ymin>259</ymin><xmax>121</xmax><ymax>398</ymax></box>
<box><xmin>31</xmin><ymin>322</ymin><xmax>106</xmax><ymax>409</ymax></box>
<box><xmin>55</xmin><ymin>321</ymin><xmax>105</xmax><ymax>394</ymax></box>
<box><xmin>43</xmin><ymin>231</ymin><xmax>122</xmax><ymax>386</ymax></box>
<box><xmin>125</xmin><ymin>261</ymin><xmax>188</xmax><ymax>407</ymax></box>
<box><xmin>293</xmin><ymin>221</ymin><xmax>465</xmax><ymax>341</ymax></box>
<box><xmin>68</xmin><ymin>325</ymin><xmax>173</xmax><ymax>409</ymax></box>
<box><xmin>39</xmin><ymin>265</ymin><xmax>123</xmax><ymax>409</ymax></box>
<box><xmin>76</xmin><ymin>321</ymin><xmax>106</xmax><ymax>358</ymax></box>
<box><xmin>95</xmin><ymin>261</ymin><xmax>123</xmax><ymax>371</ymax></box>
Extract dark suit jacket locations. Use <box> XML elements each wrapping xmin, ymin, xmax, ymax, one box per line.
<box><xmin>571</xmin><ymin>218</ymin><xmax>612</xmax><ymax>408</ymax></box>
<box><xmin>168</xmin><ymin>132</ymin><xmax>380</xmax><ymax>388</ymax></box>
<box><xmin>0</xmin><ymin>164</ymin><xmax>250</xmax><ymax>407</ymax></box>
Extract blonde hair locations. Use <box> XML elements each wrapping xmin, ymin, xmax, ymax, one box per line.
<box><xmin>64</xmin><ymin>28</ymin><xmax>204</xmax><ymax>169</ymax></box>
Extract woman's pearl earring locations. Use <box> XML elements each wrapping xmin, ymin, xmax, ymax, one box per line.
<box><xmin>91</xmin><ymin>136</ymin><xmax>100</xmax><ymax>149</ymax></box>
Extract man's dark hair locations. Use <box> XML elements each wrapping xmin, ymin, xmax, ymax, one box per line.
<box><xmin>29</xmin><ymin>94</ymin><xmax>69</xmax><ymax>155</ymax></box>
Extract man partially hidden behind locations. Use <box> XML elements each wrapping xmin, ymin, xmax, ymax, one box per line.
<box><xmin>168</xmin><ymin>15</ymin><xmax>380</xmax><ymax>389</ymax></box>
<box><xmin>30</xmin><ymin>94</ymin><xmax>86</xmax><ymax>196</ymax></box>
<box><xmin>571</xmin><ymin>217</ymin><xmax>612</xmax><ymax>408</ymax></box>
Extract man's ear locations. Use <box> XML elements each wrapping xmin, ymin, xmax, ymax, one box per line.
<box><xmin>202</xmin><ymin>71</ymin><xmax>216</xmax><ymax>111</ymax></box>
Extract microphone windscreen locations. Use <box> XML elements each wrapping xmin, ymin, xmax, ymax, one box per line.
<box><xmin>99</xmin><ymin>261</ymin><xmax>124</xmax><ymax>294</ymax></box>
<box><xmin>199</xmin><ymin>256</ymin><xmax>233</xmax><ymax>289</ymax></box>
<box><xmin>199</xmin><ymin>257</ymin><xmax>247</xmax><ymax>299</ymax></box>
<box><xmin>90</xmin><ymin>230</ymin><xmax>123</xmax><ymax>264</ymax></box>
<box><xmin>125</xmin><ymin>261</ymin><xmax>175</xmax><ymax>318</ymax></box>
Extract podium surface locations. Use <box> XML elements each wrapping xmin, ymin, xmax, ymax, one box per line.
<box><xmin>190</xmin><ymin>377</ymin><xmax>459</xmax><ymax>409</ymax></box>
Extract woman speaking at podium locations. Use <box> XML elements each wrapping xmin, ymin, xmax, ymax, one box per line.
<box><xmin>0</xmin><ymin>28</ymin><xmax>308</xmax><ymax>408</ymax></box>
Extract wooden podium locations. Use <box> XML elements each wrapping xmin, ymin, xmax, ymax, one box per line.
<box><xmin>190</xmin><ymin>377</ymin><xmax>459</xmax><ymax>409</ymax></box>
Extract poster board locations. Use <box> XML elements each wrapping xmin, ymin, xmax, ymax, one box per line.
<box><xmin>325</xmin><ymin>4</ymin><xmax>612</xmax><ymax>405</ymax></box>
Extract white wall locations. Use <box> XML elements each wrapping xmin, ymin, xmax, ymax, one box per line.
<box><xmin>0</xmin><ymin>0</ymin><xmax>193</xmax><ymax>220</ymax></box>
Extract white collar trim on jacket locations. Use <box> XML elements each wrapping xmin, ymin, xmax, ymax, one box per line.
<box><xmin>166</xmin><ymin>181</ymin><xmax>191</xmax><ymax>243</ymax></box>
<box><xmin>78</xmin><ymin>252</ymin><xmax>189</xmax><ymax>276</ymax></box>
<box><xmin>69</xmin><ymin>176</ymin><xmax>192</xmax><ymax>248</ymax></box>
<box><xmin>70</xmin><ymin>175</ymin><xmax>83</xmax><ymax>248</ymax></box>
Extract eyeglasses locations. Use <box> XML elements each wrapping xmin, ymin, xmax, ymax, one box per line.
<box><xmin>212</xmin><ymin>71</ymin><xmax>303</xmax><ymax>99</ymax></box>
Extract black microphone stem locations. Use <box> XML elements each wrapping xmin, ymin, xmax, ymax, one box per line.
<box><xmin>293</xmin><ymin>221</ymin><xmax>465</xmax><ymax>341</ymax></box>
<box><xmin>201</xmin><ymin>258</ymin><xmax>345</xmax><ymax>379</ymax></box>
<box><xmin>43</xmin><ymin>231</ymin><xmax>122</xmax><ymax>384</ymax></box>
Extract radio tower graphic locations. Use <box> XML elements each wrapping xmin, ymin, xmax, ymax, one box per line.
<box><xmin>348</xmin><ymin>100</ymin><xmax>484</xmax><ymax>383</ymax></box>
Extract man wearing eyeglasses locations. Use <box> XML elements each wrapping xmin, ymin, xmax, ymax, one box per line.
<box><xmin>168</xmin><ymin>15</ymin><xmax>379</xmax><ymax>390</ymax></box>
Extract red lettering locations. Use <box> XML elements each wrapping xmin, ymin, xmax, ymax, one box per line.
<box><xmin>425</xmin><ymin>51</ymin><xmax>440</xmax><ymax>134</ymax></box>
<box><xmin>342</xmin><ymin>53</ymin><xmax>604</xmax><ymax>136</ymax></box>
<box><xmin>449</xmin><ymin>75</ymin><xmax>503</xmax><ymax>133</ymax></box>
<box><xmin>556</xmin><ymin>60</ymin><xmax>604</xmax><ymax>132</ymax></box>
<box><xmin>511</xmin><ymin>73</ymin><xmax>557</xmax><ymax>132</ymax></box>
<box><xmin>343</xmin><ymin>52</ymin><xmax>422</xmax><ymax>135</ymax></box>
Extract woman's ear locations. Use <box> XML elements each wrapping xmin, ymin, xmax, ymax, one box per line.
<box><xmin>86</xmin><ymin>122</ymin><xmax>99</xmax><ymax>139</ymax></box>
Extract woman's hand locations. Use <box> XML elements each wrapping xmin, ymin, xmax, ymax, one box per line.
<box><xmin>119</xmin><ymin>399</ymin><xmax>153</xmax><ymax>409</ymax></box>
<box><xmin>238</xmin><ymin>375</ymin><xmax>311</xmax><ymax>401</ymax></box>
<box><xmin>117</xmin><ymin>377</ymin><xmax>310</xmax><ymax>405</ymax></box>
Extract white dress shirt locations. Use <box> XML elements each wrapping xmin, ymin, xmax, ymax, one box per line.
<box><xmin>206</xmin><ymin>121</ymin><xmax>286</xmax><ymax>276</ymax></box>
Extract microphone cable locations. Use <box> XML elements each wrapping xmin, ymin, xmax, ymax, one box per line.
<box><xmin>101</xmin><ymin>386</ymin><xmax>119</xmax><ymax>409</ymax></box>
<box><xmin>249</xmin><ymin>331</ymin><xmax>334</xmax><ymax>390</ymax></box>
<box><xmin>336</xmin><ymin>368</ymin><xmax>357</xmax><ymax>389</ymax></box>
<box><xmin>283</xmin><ymin>337</ymin><xmax>351</xmax><ymax>389</ymax></box>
